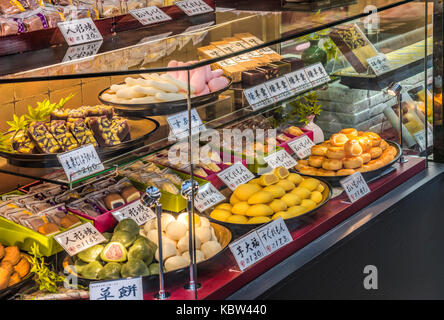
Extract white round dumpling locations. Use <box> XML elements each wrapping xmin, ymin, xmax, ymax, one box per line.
<box><xmin>177</xmin><ymin>234</ymin><xmax>201</xmax><ymax>253</ymax></box>
<box><xmin>147</xmin><ymin>229</ymin><xmax>176</xmax><ymax>247</ymax></box>
<box><xmin>161</xmin><ymin>213</ymin><xmax>176</xmax><ymax>232</ymax></box>
<box><xmin>155</xmin><ymin>242</ymin><xmax>177</xmax><ymax>262</ymax></box>
<box><xmin>210</xmin><ymin>227</ymin><xmax>217</xmax><ymax>242</ymax></box>
<box><xmin>182</xmin><ymin>250</ymin><xmax>205</xmax><ymax>263</ymax></box>
<box><xmin>164</xmin><ymin>255</ymin><xmax>188</xmax><ymax>272</ymax></box>
<box><xmin>144</xmin><ymin>219</ymin><xmax>157</xmax><ymax>233</ymax></box>
<box><xmin>201</xmin><ymin>241</ymin><xmax>222</xmax><ymax>259</ymax></box>
<box><xmin>177</xmin><ymin>212</ymin><xmax>201</xmax><ymax>229</ymax></box>
<box><xmin>165</xmin><ymin>221</ymin><xmax>187</xmax><ymax>241</ymax></box>
<box><xmin>200</xmin><ymin>216</ymin><xmax>210</xmax><ymax>228</ymax></box>
<box><xmin>195</xmin><ymin>227</ymin><xmax>212</xmax><ymax>243</ymax></box>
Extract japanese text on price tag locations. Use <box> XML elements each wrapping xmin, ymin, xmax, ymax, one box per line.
<box><xmin>167</xmin><ymin>109</ymin><xmax>206</xmax><ymax>140</ymax></box>
<box><xmin>62</xmin><ymin>40</ymin><xmax>102</xmax><ymax>62</ymax></box>
<box><xmin>264</xmin><ymin>149</ymin><xmax>298</xmax><ymax>169</ymax></box>
<box><xmin>285</xmin><ymin>69</ymin><xmax>312</xmax><ymax>93</ymax></box>
<box><xmin>90</xmin><ymin>277</ymin><xmax>143</xmax><ymax>300</ymax></box>
<box><xmin>367</xmin><ymin>53</ymin><xmax>392</xmax><ymax>76</ymax></box>
<box><xmin>340</xmin><ymin>171</ymin><xmax>371</xmax><ymax>203</ymax></box>
<box><xmin>217</xmin><ymin>162</ymin><xmax>255</xmax><ymax>191</ymax></box>
<box><xmin>304</xmin><ymin>63</ymin><xmax>330</xmax><ymax>86</ymax></box>
<box><xmin>130</xmin><ymin>6</ymin><xmax>172</xmax><ymax>25</ymax></box>
<box><xmin>194</xmin><ymin>183</ymin><xmax>225</xmax><ymax>212</ymax></box>
<box><xmin>265</xmin><ymin>77</ymin><xmax>292</xmax><ymax>101</ymax></box>
<box><xmin>57</xmin><ymin>144</ymin><xmax>105</xmax><ymax>182</ymax></box>
<box><xmin>54</xmin><ymin>222</ymin><xmax>106</xmax><ymax>256</ymax></box>
<box><xmin>58</xmin><ymin>18</ymin><xmax>103</xmax><ymax>46</ymax></box>
<box><xmin>243</xmin><ymin>84</ymin><xmax>274</xmax><ymax>111</ymax></box>
<box><xmin>287</xmin><ymin>135</ymin><xmax>315</xmax><ymax>159</ymax></box>
<box><xmin>111</xmin><ymin>200</ymin><xmax>156</xmax><ymax>226</ymax></box>
<box><xmin>256</xmin><ymin>218</ymin><xmax>292</xmax><ymax>255</ymax></box>
<box><xmin>229</xmin><ymin>231</ymin><xmax>268</xmax><ymax>271</ymax></box>
<box><xmin>175</xmin><ymin>0</ymin><xmax>214</xmax><ymax>16</ymax></box>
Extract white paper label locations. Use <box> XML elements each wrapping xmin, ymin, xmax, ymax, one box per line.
<box><xmin>229</xmin><ymin>231</ymin><xmax>268</xmax><ymax>271</ymax></box>
<box><xmin>265</xmin><ymin>77</ymin><xmax>291</xmax><ymax>99</ymax></box>
<box><xmin>217</xmin><ymin>162</ymin><xmax>255</xmax><ymax>191</ymax></box>
<box><xmin>367</xmin><ymin>53</ymin><xmax>392</xmax><ymax>76</ymax></box>
<box><xmin>285</xmin><ymin>69</ymin><xmax>312</xmax><ymax>93</ymax></box>
<box><xmin>287</xmin><ymin>135</ymin><xmax>315</xmax><ymax>159</ymax></box>
<box><xmin>339</xmin><ymin>171</ymin><xmax>371</xmax><ymax>203</ymax></box>
<box><xmin>57</xmin><ymin>144</ymin><xmax>105</xmax><ymax>182</ymax></box>
<box><xmin>58</xmin><ymin>18</ymin><xmax>103</xmax><ymax>46</ymax></box>
<box><xmin>167</xmin><ymin>109</ymin><xmax>206</xmax><ymax>140</ymax></box>
<box><xmin>194</xmin><ymin>183</ymin><xmax>225</xmax><ymax>212</ymax></box>
<box><xmin>256</xmin><ymin>218</ymin><xmax>292</xmax><ymax>255</ymax></box>
<box><xmin>90</xmin><ymin>277</ymin><xmax>143</xmax><ymax>300</ymax></box>
<box><xmin>264</xmin><ymin>149</ymin><xmax>298</xmax><ymax>169</ymax></box>
<box><xmin>304</xmin><ymin>63</ymin><xmax>330</xmax><ymax>86</ymax></box>
<box><xmin>175</xmin><ymin>0</ymin><xmax>214</xmax><ymax>16</ymax></box>
<box><xmin>244</xmin><ymin>84</ymin><xmax>274</xmax><ymax>111</ymax></box>
<box><xmin>130</xmin><ymin>6</ymin><xmax>172</xmax><ymax>26</ymax></box>
<box><xmin>111</xmin><ymin>200</ymin><xmax>156</xmax><ymax>226</ymax></box>
<box><xmin>54</xmin><ymin>222</ymin><xmax>106</xmax><ymax>256</ymax></box>
<box><xmin>62</xmin><ymin>40</ymin><xmax>102</xmax><ymax>62</ymax></box>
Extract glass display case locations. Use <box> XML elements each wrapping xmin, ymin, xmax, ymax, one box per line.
<box><xmin>0</xmin><ymin>0</ymin><xmax>433</xmax><ymax>300</ymax></box>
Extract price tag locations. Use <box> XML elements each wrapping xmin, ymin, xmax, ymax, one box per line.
<box><xmin>176</xmin><ymin>0</ymin><xmax>214</xmax><ymax>16</ymax></box>
<box><xmin>111</xmin><ymin>200</ymin><xmax>156</xmax><ymax>226</ymax></box>
<box><xmin>264</xmin><ymin>149</ymin><xmax>298</xmax><ymax>170</ymax></box>
<box><xmin>90</xmin><ymin>277</ymin><xmax>143</xmax><ymax>300</ymax></box>
<box><xmin>58</xmin><ymin>18</ymin><xmax>103</xmax><ymax>46</ymax></box>
<box><xmin>217</xmin><ymin>162</ymin><xmax>255</xmax><ymax>191</ymax></box>
<box><xmin>62</xmin><ymin>40</ymin><xmax>102</xmax><ymax>62</ymax></box>
<box><xmin>265</xmin><ymin>77</ymin><xmax>291</xmax><ymax>100</ymax></box>
<box><xmin>129</xmin><ymin>6</ymin><xmax>172</xmax><ymax>26</ymax></box>
<box><xmin>285</xmin><ymin>69</ymin><xmax>312</xmax><ymax>93</ymax></box>
<box><xmin>167</xmin><ymin>109</ymin><xmax>206</xmax><ymax>140</ymax></box>
<box><xmin>367</xmin><ymin>53</ymin><xmax>392</xmax><ymax>76</ymax></box>
<box><xmin>54</xmin><ymin>222</ymin><xmax>106</xmax><ymax>256</ymax></box>
<box><xmin>339</xmin><ymin>171</ymin><xmax>371</xmax><ymax>203</ymax></box>
<box><xmin>304</xmin><ymin>63</ymin><xmax>330</xmax><ymax>86</ymax></box>
<box><xmin>57</xmin><ymin>144</ymin><xmax>105</xmax><ymax>182</ymax></box>
<box><xmin>194</xmin><ymin>183</ymin><xmax>225</xmax><ymax>212</ymax></box>
<box><xmin>287</xmin><ymin>135</ymin><xmax>315</xmax><ymax>159</ymax></box>
<box><xmin>243</xmin><ymin>84</ymin><xmax>274</xmax><ymax>111</ymax></box>
<box><xmin>229</xmin><ymin>231</ymin><xmax>268</xmax><ymax>271</ymax></box>
<box><xmin>256</xmin><ymin>218</ymin><xmax>292</xmax><ymax>255</ymax></box>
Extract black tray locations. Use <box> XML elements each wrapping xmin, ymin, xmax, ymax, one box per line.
<box><xmin>292</xmin><ymin>140</ymin><xmax>402</xmax><ymax>187</ymax></box>
<box><xmin>98</xmin><ymin>77</ymin><xmax>232</xmax><ymax>117</ymax></box>
<box><xmin>0</xmin><ymin>117</ymin><xmax>159</xmax><ymax>168</ymax></box>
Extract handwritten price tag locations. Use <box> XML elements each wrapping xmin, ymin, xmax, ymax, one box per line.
<box><xmin>367</xmin><ymin>53</ymin><xmax>392</xmax><ymax>76</ymax></box>
<box><xmin>130</xmin><ymin>6</ymin><xmax>172</xmax><ymax>26</ymax></box>
<box><xmin>58</xmin><ymin>18</ymin><xmax>103</xmax><ymax>46</ymax></box>
<box><xmin>90</xmin><ymin>277</ymin><xmax>143</xmax><ymax>300</ymax></box>
<box><xmin>57</xmin><ymin>144</ymin><xmax>105</xmax><ymax>182</ymax></box>
<box><xmin>176</xmin><ymin>0</ymin><xmax>214</xmax><ymax>16</ymax></box>
<box><xmin>167</xmin><ymin>109</ymin><xmax>206</xmax><ymax>140</ymax></box>
<box><xmin>304</xmin><ymin>63</ymin><xmax>330</xmax><ymax>86</ymax></box>
<box><xmin>62</xmin><ymin>40</ymin><xmax>102</xmax><ymax>62</ymax></box>
<box><xmin>194</xmin><ymin>183</ymin><xmax>225</xmax><ymax>212</ymax></box>
<box><xmin>287</xmin><ymin>135</ymin><xmax>315</xmax><ymax>159</ymax></box>
<box><xmin>256</xmin><ymin>218</ymin><xmax>292</xmax><ymax>255</ymax></box>
<box><xmin>340</xmin><ymin>171</ymin><xmax>371</xmax><ymax>203</ymax></box>
<box><xmin>217</xmin><ymin>162</ymin><xmax>255</xmax><ymax>191</ymax></box>
<box><xmin>54</xmin><ymin>222</ymin><xmax>106</xmax><ymax>256</ymax></box>
<box><xmin>111</xmin><ymin>200</ymin><xmax>156</xmax><ymax>226</ymax></box>
<box><xmin>264</xmin><ymin>149</ymin><xmax>298</xmax><ymax>169</ymax></box>
<box><xmin>229</xmin><ymin>231</ymin><xmax>268</xmax><ymax>271</ymax></box>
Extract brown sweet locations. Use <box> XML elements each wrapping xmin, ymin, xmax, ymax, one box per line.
<box><xmin>299</xmin><ymin>166</ymin><xmax>318</xmax><ymax>176</ymax></box>
<box><xmin>104</xmin><ymin>193</ymin><xmax>125</xmax><ymax>211</ymax></box>
<box><xmin>7</xmin><ymin>272</ymin><xmax>21</xmax><ymax>287</ymax></box>
<box><xmin>0</xmin><ymin>243</ymin><xmax>4</xmax><ymax>260</ymax></box>
<box><xmin>121</xmin><ymin>186</ymin><xmax>140</xmax><ymax>203</ymax></box>
<box><xmin>2</xmin><ymin>246</ymin><xmax>20</xmax><ymax>265</ymax></box>
<box><xmin>340</xmin><ymin>128</ymin><xmax>358</xmax><ymax>139</ymax></box>
<box><xmin>38</xmin><ymin>223</ymin><xmax>60</xmax><ymax>236</ymax></box>
<box><xmin>60</xmin><ymin>215</ymin><xmax>81</xmax><ymax>229</ymax></box>
<box><xmin>13</xmin><ymin>255</ymin><xmax>30</xmax><ymax>278</ymax></box>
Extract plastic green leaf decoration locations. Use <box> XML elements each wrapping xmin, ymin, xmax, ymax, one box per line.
<box><xmin>6</xmin><ymin>114</ymin><xmax>28</xmax><ymax>132</ymax></box>
<box><xmin>288</xmin><ymin>91</ymin><xmax>322</xmax><ymax>126</ymax></box>
<box><xmin>25</xmin><ymin>104</ymin><xmax>47</xmax><ymax>123</ymax></box>
<box><xmin>57</xmin><ymin>93</ymin><xmax>75</xmax><ymax>109</ymax></box>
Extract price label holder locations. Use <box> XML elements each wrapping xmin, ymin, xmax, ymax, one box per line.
<box><xmin>287</xmin><ymin>135</ymin><xmax>315</xmax><ymax>159</ymax></box>
<box><xmin>265</xmin><ymin>77</ymin><xmax>292</xmax><ymax>102</ymax></box>
<box><xmin>58</xmin><ymin>17</ymin><xmax>103</xmax><ymax>46</ymax></box>
<box><xmin>285</xmin><ymin>69</ymin><xmax>312</xmax><ymax>93</ymax></box>
<box><xmin>264</xmin><ymin>149</ymin><xmax>298</xmax><ymax>170</ymax></box>
<box><xmin>62</xmin><ymin>40</ymin><xmax>102</xmax><ymax>62</ymax></box>
<box><xmin>244</xmin><ymin>84</ymin><xmax>274</xmax><ymax>111</ymax></box>
<box><xmin>304</xmin><ymin>63</ymin><xmax>330</xmax><ymax>86</ymax></box>
<box><xmin>217</xmin><ymin>162</ymin><xmax>255</xmax><ymax>191</ymax></box>
<box><xmin>175</xmin><ymin>0</ymin><xmax>214</xmax><ymax>16</ymax></box>
<box><xmin>54</xmin><ymin>222</ymin><xmax>106</xmax><ymax>256</ymax></box>
<box><xmin>194</xmin><ymin>183</ymin><xmax>225</xmax><ymax>212</ymax></box>
<box><xmin>90</xmin><ymin>277</ymin><xmax>143</xmax><ymax>300</ymax></box>
<box><xmin>256</xmin><ymin>217</ymin><xmax>292</xmax><ymax>255</ymax></box>
<box><xmin>229</xmin><ymin>230</ymin><xmax>268</xmax><ymax>271</ymax></box>
<box><xmin>414</xmin><ymin>127</ymin><xmax>433</xmax><ymax>151</ymax></box>
<box><xmin>167</xmin><ymin>109</ymin><xmax>206</xmax><ymax>140</ymax></box>
<box><xmin>57</xmin><ymin>144</ymin><xmax>105</xmax><ymax>182</ymax></box>
<box><xmin>111</xmin><ymin>200</ymin><xmax>156</xmax><ymax>226</ymax></box>
<box><xmin>129</xmin><ymin>6</ymin><xmax>172</xmax><ymax>26</ymax></box>
<box><xmin>367</xmin><ymin>53</ymin><xmax>392</xmax><ymax>76</ymax></box>
<box><xmin>339</xmin><ymin>171</ymin><xmax>371</xmax><ymax>203</ymax></box>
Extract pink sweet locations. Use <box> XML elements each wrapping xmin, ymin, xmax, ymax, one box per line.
<box><xmin>204</xmin><ymin>65</ymin><xmax>214</xmax><ymax>83</ymax></box>
<box><xmin>167</xmin><ymin>60</ymin><xmax>178</xmax><ymax>79</ymax></box>
<box><xmin>190</xmin><ymin>67</ymin><xmax>207</xmax><ymax>93</ymax></box>
<box><xmin>208</xmin><ymin>76</ymin><xmax>229</xmax><ymax>92</ymax></box>
<box><xmin>211</xmin><ymin>69</ymin><xmax>224</xmax><ymax>79</ymax></box>
<box><xmin>188</xmin><ymin>61</ymin><xmax>199</xmax><ymax>77</ymax></box>
<box><xmin>177</xmin><ymin>62</ymin><xmax>189</xmax><ymax>83</ymax></box>
<box><xmin>196</xmin><ymin>85</ymin><xmax>210</xmax><ymax>96</ymax></box>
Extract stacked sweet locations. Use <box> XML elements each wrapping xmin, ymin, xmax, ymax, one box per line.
<box><xmin>295</xmin><ymin>128</ymin><xmax>398</xmax><ymax>176</ymax></box>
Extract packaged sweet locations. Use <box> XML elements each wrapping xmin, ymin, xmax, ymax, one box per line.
<box><xmin>11</xmin><ymin>193</ymin><xmax>44</xmax><ymax>207</ymax></box>
<box><xmin>0</xmin><ymin>17</ymin><xmax>19</xmax><ymax>36</ymax></box>
<box><xmin>17</xmin><ymin>8</ymin><xmax>50</xmax><ymax>32</ymax></box>
<box><xmin>100</xmin><ymin>0</ymin><xmax>121</xmax><ymax>17</ymax></box>
<box><xmin>20</xmin><ymin>215</ymin><xmax>48</xmax><ymax>232</ymax></box>
<box><xmin>42</xmin><ymin>5</ymin><xmax>65</xmax><ymax>28</ymax></box>
<box><xmin>6</xmin><ymin>208</ymin><xmax>34</xmax><ymax>224</ymax></box>
<box><xmin>41</xmin><ymin>204</ymin><xmax>68</xmax><ymax>226</ymax></box>
<box><xmin>0</xmin><ymin>0</ymin><xmax>26</xmax><ymax>15</ymax></box>
<box><xmin>25</xmin><ymin>200</ymin><xmax>56</xmax><ymax>214</ymax></box>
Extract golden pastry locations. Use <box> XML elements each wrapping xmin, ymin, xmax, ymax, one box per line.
<box><xmin>330</xmin><ymin>133</ymin><xmax>349</xmax><ymax>147</ymax></box>
<box><xmin>326</xmin><ymin>147</ymin><xmax>346</xmax><ymax>160</ymax></box>
<box><xmin>311</xmin><ymin>145</ymin><xmax>328</xmax><ymax>156</ymax></box>
<box><xmin>358</xmin><ymin>164</ymin><xmax>372</xmax><ymax>172</ymax></box>
<box><xmin>299</xmin><ymin>166</ymin><xmax>318</xmax><ymax>176</ymax></box>
<box><xmin>380</xmin><ymin>153</ymin><xmax>394</xmax><ymax>165</ymax></box>
<box><xmin>362</xmin><ymin>132</ymin><xmax>382</xmax><ymax>147</ymax></box>
<box><xmin>361</xmin><ymin>153</ymin><xmax>372</xmax><ymax>164</ymax></box>
<box><xmin>367</xmin><ymin>159</ymin><xmax>384</xmax><ymax>170</ymax></box>
<box><xmin>369</xmin><ymin>147</ymin><xmax>383</xmax><ymax>159</ymax></box>
<box><xmin>344</xmin><ymin>139</ymin><xmax>363</xmax><ymax>157</ymax></box>
<box><xmin>380</xmin><ymin>139</ymin><xmax>389</xmax><ymax>151</ymax></box>
<box><xmin>322</xmin><ymin>158</ymin><xmax>343</xmax><ymax>171</ymax></box>
<box><xmin>316</xmin><ymin>169</ymin><xmax>336</xmax><ymax>176</ymax></box>
<box><xmin>308</xmin><ymin>155</ymin><xmax>325</xmax><ymax>168</ymax></box>
<box><xmin>385</xmin><ymin>146</ymin><xmax>397</xmax><ymax>157</ymax></box>
<box><xmin>343</xmin><ymin>156</ymin><xmax>364</xmax><ymax>169</ymax></box>
<box><xmin>340</xmin><ymin>128</ymin><xmax>359</xmax><ymax>140</ymax></box>
<box><xmin>336</xmin><ymin>169</ymin><xmax>356</xmax><ymax>176</ymax></box>
<box><xmin>357</xmin><ymin>136</ymin><xmax>372</xmax><ymax>152</ymax></box>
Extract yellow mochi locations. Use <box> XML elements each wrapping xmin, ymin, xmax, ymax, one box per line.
<box><xmin>299</xmin><ymin>178</ymin><xmax>320</xmax><ymax>191</ymax></box>
<box><xmin>246</xmin><ymin>204</ymin><xmax>273</xmax><ymax>216</ymax></box>
<box><xmin>262</xmin><ymin>185</ymin><xmax>286</xmax><ymax>198</ymax></box>
<box><xmin>276</xmin><ymin>179</ymin><xmax>296</xmax><ymax>191</ymax></box>
<box><xmin>269</xmin><ymin>199</ymin><xmax>288</xmax><ymax>213</ymax></box>
<box><xmin>210</xmin><ymin>209</ymin><xmax>231</xmax><ymax>222</ymax></box>
<box><xmin>280</xmin><ymin>193</ymin><xmax>301</xmax><ymax>207</ymax></box>
<box><xmin>231</xmin><ymin>202</ymin><xmax>250</xmax><ymax>215</ymax></box>
<box><xmin>287</xmin><ymin>173</ymin><xmax>303</xmax><ymax>185</ymax></box>
<box><xmin>247</xmin><ymin>216</ymin><xmax>271</xmax><ymax>224</ymax></box>
<box><xmin>291</xmin><ymin>187</ymin><xmax>311</xmax><ymax>199</ymax></box>
<box><xmin>233</xmin><ymin>183</ymin><xmax>261</xmax><ymax>201</ymax></box>
<box><xmin>247</xmin><ymin>191</ymin><xmax>274</xmax><ymax>204</ymax></box>
<box><xmin>226</xmin><ymin>215</ymin><xmax>249</xmax><ymax>224</ymax></box>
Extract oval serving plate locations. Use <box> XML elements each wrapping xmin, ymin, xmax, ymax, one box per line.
<box><xmin>0</xmin><ymin>117</ymin><xmax>159</xmax><ymax>168</ymax></box>
<box><xmin>62</xmin><ymin>222</ymin><xmax>232</xmax><ymax>287</ymax></box>
<box><xmin>98</xmin><ymin>76</ymin><xmax>233</xmax><ymax>117</ymax></box>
